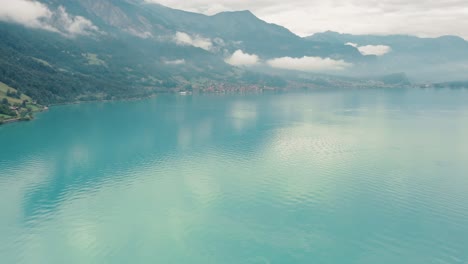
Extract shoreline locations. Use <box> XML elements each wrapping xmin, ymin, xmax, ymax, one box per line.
<box><xmin>0</xmin><ymin>94</ymin><xmax>158</xmax><ymax>126</ymax></box>
<box><xmin>1</xmin><ymin>117</ymin><xmax>20</xmax><ymax>124</ymax></box>
<box><xmin>0</xmin><ymin>108</ymin><xmax>47</xmax><ymax>126</ymax></box>
<box><xmin>48</xmin><ymin>93</ymin><xmax>158</xmax><ymax>107</ymax></box>
<box><xmin>0</xmin><ymin>85</ymin><xmax>450</xmax><ymax>127</ymax></box>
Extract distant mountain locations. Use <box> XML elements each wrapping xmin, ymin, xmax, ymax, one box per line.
<box><xmin>42</xmin><ymin>0</ymin><xmax>363</xmax><ymax>60</ymax></box>
<box><xmin>306</xmin><ymin>31</ymin><xmax>468</xmax><ymax>82</ymax></box>
<box><xmin>0</xmin><ymin>0</ymin><xmax>368</xmax><ymax>104</ymax></box>
<box><xmin>0</xmin><ymin>0</ymin><xmax>466</xmax><ymax>104</ymax></box>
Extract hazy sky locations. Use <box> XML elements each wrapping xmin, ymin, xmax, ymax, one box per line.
<box><xmin>148</xmin><ymin>0</ymin><xmax>468</xmax><ymax>38</ymax></box>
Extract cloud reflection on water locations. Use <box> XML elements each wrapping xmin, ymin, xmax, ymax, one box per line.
<box><xmin>1</xmin><ymin>90</ymin><xmax>468</xmax><ymax>263</ymax></box>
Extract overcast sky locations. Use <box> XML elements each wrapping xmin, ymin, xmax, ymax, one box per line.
<box><xmin>148</xmin><ymin>0</ymin><xmax>468</xmax><ymax>39</ymax></box>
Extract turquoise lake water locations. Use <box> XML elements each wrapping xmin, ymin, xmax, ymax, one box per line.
<box><xmin>1</xmin><ymin>89</ymin><xmax>468</xmax><ymax>263</ymax></box>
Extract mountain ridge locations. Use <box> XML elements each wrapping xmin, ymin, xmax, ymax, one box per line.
<box><xmin>0</xmin><ymin>1</ymin><xmax>467</xmax><ymax>105</ymax></box>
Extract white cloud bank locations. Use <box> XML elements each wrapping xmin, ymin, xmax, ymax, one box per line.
<box><xmin>174</xmin><ymin>32</ymin><xmax>213</xmax><ymax>51</ymax></box>
<box><xmin>0</xmin><ymin>0</ymin><xmax>98</xmax><ymax>37</ymax></box>
<box><xmin>224</xmin><ymin>50</ymin><xmax>350</xmax><ymax>72</ymax></box>
<box><xmin>125</xmin><ymin>28</ymin><xmax>153</xmax><ymax>39</ymax></box>
<box><xmin>164</xmin><ymin>59</ymin><xmax>186</xmax><ymax>65</ymax></box>
<box><xmin>0</xmin><ymin>0</ymin><xmax>52</xmax><ymax>30</ymax></box>
<box><xmin>357</xmin><ymin>45</ymin><xmax>392</xmax><ymax>56</ymax></box>
<box><xmin>345</xmin><ymin>42</ymin><xmax>358</xmax><ymax>48</ymax></box>
<box><xmin>53</xmin><ymin>6</ymin><xmax>98</xmax><ymax>36</ymax></box>
<box><xmin>225</xmin><ymin>50</ymin><xmax>259</xmax><ymax>66</ymax></box>
<box><xmin>267</xmin><ymin>56</ymin><xmax>351</xmax><ymax>72</ymax></box>
<box><xmin>346</xmin><ymin>42</ymin><xmax>392</xmax><ymax>56</ymax></box>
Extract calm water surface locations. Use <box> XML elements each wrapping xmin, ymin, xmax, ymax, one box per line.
<box><xmin>1</xmin><ymin>89</ymin><xmax>468</xmax><ymax>263</ymax></box>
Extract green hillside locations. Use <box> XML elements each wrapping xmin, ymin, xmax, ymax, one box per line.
<box><xmin>0</xmin><ymin>82</ymin><xmax>44</xmax><ymax>123</ymax></box>
<box><xmin>0</xmin><ymin>82</ymin><xmax>32</xmax><ymax>104</ymax></box>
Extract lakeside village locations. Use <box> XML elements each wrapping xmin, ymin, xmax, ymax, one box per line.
<box><xmin>0</xmin><ymin>89</ymin><xmax>48</xmax><ymax>125</ymax></box>
<box><xmin>170</xmin><ymin>78</ymin><xmax>408</xmax><ymax>94</ymax></box>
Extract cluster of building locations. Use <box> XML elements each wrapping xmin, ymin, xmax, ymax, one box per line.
<box><xmin>193</xmin><ymin>82</ymin><xmax>266</xmax><ymax>93</ymax></box>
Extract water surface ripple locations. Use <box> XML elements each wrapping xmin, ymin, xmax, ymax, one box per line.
<box><xmin>1</xmin><ymin>89</ymin><xmax>468</xmax><ymax>263</ymax></box>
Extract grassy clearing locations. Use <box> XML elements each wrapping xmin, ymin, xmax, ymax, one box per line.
<box><xmin>32</xmin><ymin>57</ymin><xmax>53</xmax><ymax>68</ymax></box>
<box><xmin>0</xmin><ymin>82</ymin><xmax>32</xmax><ymax>104</ymax></box>
<box><xmin>83</xmin><ymin>53</ymin><xmax>107</xmax><ymax>67</ymax></box>
<box><xmin>0</xmin><ymin>113</ymin><xmax>14</xmax><ymax>119</ymax></box>
<box><xmin>26</xmin><ymin>103</ymin><xmax>42</xmax><ymax>112</ymax></box>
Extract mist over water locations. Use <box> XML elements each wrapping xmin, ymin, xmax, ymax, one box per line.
<box><xmin>1</xmin><ymin>89</ymin><xmax>468</xmax><ymax>264</ymax></box>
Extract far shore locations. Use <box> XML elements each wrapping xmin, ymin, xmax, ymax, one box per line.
<box><xmin>0</xmin><ymin>94</ymin><xmax>158</xmax><ymax>126</ymax></box>
<box><xmin>49</xmin><ymin>93</ymin><xmax>158</xmax><ymax>107</ymax></box>
<box><xmin>2</xmin><ymin>85</ymin><xmax>447</xmax><ymax>127</ymax></box>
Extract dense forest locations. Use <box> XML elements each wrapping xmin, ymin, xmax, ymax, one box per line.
<box><xmin>0</xmin><ymin>23</ymin><xmax>163</xmax><ymax>104</ymax></box>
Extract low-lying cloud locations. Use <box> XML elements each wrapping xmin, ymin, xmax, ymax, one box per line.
<box><xmin>224</xmin><ymin>51</ymin><xmax>351</xmax><ymax>72</ymax></box>
<box><xmin>164</xmin><ymin>59</ymin><xmax>186</xmax><ymax>65</ymax></box>
<box><xmin>225</xmin><ymin>50</ymin><xmax>259</xmax><ymax>66</ymax></box>
<box><xmin>0</xmin><ymin>0</ymin><xmax>52</xmax><ymax>30</ymax></box>
<box><xmin>357</xmin><ymin>45</ymin><xmax>392</xmax><ymax>56</ymax></box>
<box><xmin>346</xmin><ymin>43</ymin><xmax>392</xmax><ymax>56</ymax></box>
<box><xmin>53</xmin><ymin>6</ymin><xmax>99</xmax><ymax>36</ymax></box>
<box><xmin>125</xmin><ymin>28</ymin><xmax>153</xmax><ymax>39</ymax></box>
<box><xmin>0</xmin><ymin>0</ymin><xmax>98</xmax><ymax>37</ymax></box>
<box><xmin>174</xmin><ymin>32</ymin><xmax>213</xmax><ymax>51</ymax></box>
<box><xmin>267</xmin><ymin>56</ymin><xmax>351</xmax><ymax>72</ymax></box>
